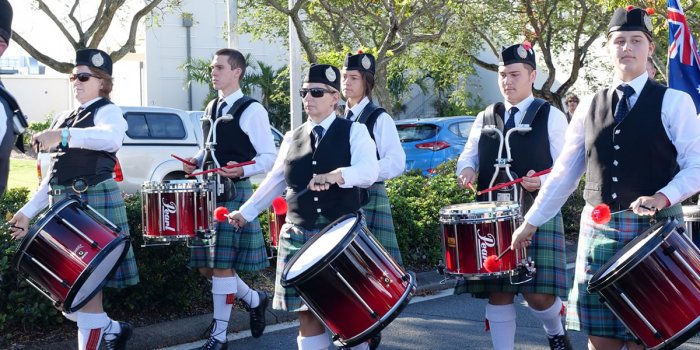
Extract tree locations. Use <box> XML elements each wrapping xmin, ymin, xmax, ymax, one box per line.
<box><xmin>11</xmin><ymin>0</ymin><xmax>181</xmax><ymax>74</ymax></box>
<box><xmin>239</xmin><ymin>0</ymin><xmax>456</xmax><ymax>115</ymax></box>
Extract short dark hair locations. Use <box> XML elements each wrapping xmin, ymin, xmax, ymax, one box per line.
<box><xmin>215</xmin><ymin>48</ymin><xmax>247</xmax><ymax>77</ymax></box>
<box><xmin>360</xmin><ymin>70</ymin><xmax>375</xmax><ymax>100</ymax></box>
<box><xmin>566</xmin><ymin>94</ymin><xmax>579</xmax><ymax>103</ymax></box>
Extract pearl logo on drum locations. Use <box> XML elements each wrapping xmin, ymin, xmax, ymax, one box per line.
<box><xmin>73</xmin><ymin>243</ymin><xmax>88</xmax><ymax>259</ymax></box>
<box><xmin>161</xmin><ymin>199</ymin><xmax>177</xmax><ymax>232</ymax></box>
<box><xmin>477</xmin><ymin>230</ymin><xmax>496</xmax><ymax>263</ymax></box>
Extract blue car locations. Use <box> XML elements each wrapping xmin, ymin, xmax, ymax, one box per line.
<box><xmin>395</xmin><ymin>116</ymin><xmax>476</xmax><ymax>176</ymax></box>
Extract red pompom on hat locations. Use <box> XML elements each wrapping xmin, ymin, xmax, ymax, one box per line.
<box><xmin>357</xmin><ymin>49</ymin><xmax>363</xmax><ymax>54</ymax></box>
<box><xmin>591</xmin><ymin>203</ymin><xmax>612</xmax><ymax>225</ymax></box>
<box><xmin>214</xmin><ymin>206</ymin><xmax>229</xmax><ymax>222</ymax></box>
<box><xmin>646</xmin><ymin>7</ymin><xmax>655</xmax><ymax>15</ymax></box>
<box><xmin>626</xmin><ymin>5</ymin><xmax>635</xmax><ymax>11</ymax></box>
<box><xmin>522</xmin><ymin>41</ymin><xmax>532</xmax><ymax>51</ymax></box>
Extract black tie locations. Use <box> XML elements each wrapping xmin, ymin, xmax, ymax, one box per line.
<box><xmin>312</xmin><ymin>125</ymin><xmax>324</xmax><ymax>151</ymax></box>
<box><xmin>504</xmin><ymin>106</ymin><xmax>519</xmax><ymax>131</ymax></box>
<box><xmin>345</xmin><ymin>110</ymin><xmax>354</xmax><ymax>120</ymax></box>
<box><xmin>614</xmin><ymin>84</ymin><xmax>635</xmax><ymax>123</ymax></box>
<box><xmin>217</xmin><ymin>100</ymin><xmax>228</xmax><ymax>118</ymax></box>
<box><xmin>66</xmin><ymin>107</ymin><xmax>84</xmax><ymax>126</ymax></box>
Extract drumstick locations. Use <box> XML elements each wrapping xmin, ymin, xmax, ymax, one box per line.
<box><xmin>477</xmin><ymin>168</ymin><xmax>552</xmax><ymax>196</ymax></box>
<box><xmin>496</xmin><ymin>247</ymin><xmax>511</xmax><ymax>260</ymax></box>
<box><xmin>171</xmin><ymin>154</ymin><xmax>197</xmax><ymax>166</ymax></box>
<box><xmin>186</xmin><ymin>160</ymin><xmax>256</xmax><ymax>177</ymax></box>
<box><xmin>467</xmin><ymin>182</ymin><xmax>476</xmax><ymax>193</ymax></box>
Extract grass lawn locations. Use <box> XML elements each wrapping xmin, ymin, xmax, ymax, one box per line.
<box><xmin>8</xmin><ymin>158</ymin><xmax>40</xmax><ymax>190</ymax></box>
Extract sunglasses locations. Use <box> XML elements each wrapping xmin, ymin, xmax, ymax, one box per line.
<box><xmin>69</xmin><ymin>72</ymin><xmax>98</xmax><ymax>82</ymax></box>
<box><xmin>299</xmin><ymin>88</ymin><xmax>335</xmax><ymax>98</ymax></box>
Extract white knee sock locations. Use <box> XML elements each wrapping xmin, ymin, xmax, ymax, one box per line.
<box><xmin>346</xmin><ymin>341</ymin><xmax>370</xmax><ymax>350</ymax></box>
<box><xmin>485</xmin><ymin>303</ymin><xmax>517</xmax><ymax>350</ymax></box>
<box><xmin>211</xmin><ymin>276</ymin><xmax>237</xmax><ymax>341</ymax></box>
<box><xmin>77</xmin><ymin>312</ymin><xmax>110</xmax><ymax>350</ymax></box>
<box><xmin>103</xmin><ymin>320</ymin><xmax>122</xmax><ymax>341</ymax></box>
<box><xmin>297</xmin><ymin>333</ymin><xmax>330</xmax><ymax>350</ymax></box>
<box><xmin>236</xmin><ymin>276</ymin><xmax>260</xmax><ymax>308</ymax></box>
<box><xmin>529</xmin><ymin>296</ymin><xmax>565</xmax><ymax>337</ymax></box>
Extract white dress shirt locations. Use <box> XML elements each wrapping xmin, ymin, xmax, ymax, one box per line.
<box><xmin>239</xmin><ymin>112</ymin><xmax>379</xmax><ymax>222</ymax></box>
<box><xmin>194</xmin><ymin>89</ymin><xmax>277</xmax><ymax>177</ymax></box>
<box><xmin>456</xmin><ymin>94</ymin><xmax>569</xmax><ymax>184</ymax></box>
<box><xmin>345</xmin><ymin>96</ymin><xmax>405</xmax><ymax>181</ymax></box>
<box><xmin>20</xmin><ymin>98</ymin><xmax>127</xmax><ymax>219</ymax></box>
<box><xmin>525</xmin><ymin>72</ymin><xmax>700</xmax><ymax>226</ymax></box>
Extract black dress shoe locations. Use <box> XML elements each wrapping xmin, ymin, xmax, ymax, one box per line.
<box><xmin>369</xmin><ymin>331</ymin><xmax>382</xmax><ymax>350</ymax></box>
<box><xmin>105</xmin><ymin>321</ymin><xmax>132</xmax><ymax>350</ymax></box>
<box><xmin>202</xmin><ymin>336</ymin><xmax>228</xmax><ymax>350</ymax></box>
<box><xmin>548</xmin><ymin>331</ymin><xmax>573</xmax><ymax>350</ymax></box>
<box><xmin>246</xmin><ymin>291</ymin><xmax>268</xmax><ymax>338</ymax></box>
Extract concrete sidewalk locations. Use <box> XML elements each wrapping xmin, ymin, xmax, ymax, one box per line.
<box><xmin>27</xmin><ymin>240</ymin><xmax>579</xmax><ymax>350</ymax></box>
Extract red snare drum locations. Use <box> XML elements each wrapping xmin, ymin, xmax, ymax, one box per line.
<box><xmin>439</xmin><ymin>202</ymin><xmax>531</xmax><ymax>281</ymax></box>
<box><xmin>13</xmin><ymin>197</ymin><xmax>130</xmax><ymax>313</ymax></box>
<box><xmin>141</xmin><ymin>180</ymin><xmax>214</xmax><ymax>245</ymax></box>
<box><xmin>683</xmin><ymin>205</ymin><xmax>700</xmax><ymax>247</ymax></box>
<box><xmin>267</xmin><ymin>209</ymin><xmax>285</xmax><ymax>249</ymax></box>
<box><xmin>588</xmin><ymin>218</ymin><xmax>700</xmax><ymax>349</ymax></box>
<box><xmin>281</xmin><ymin>213</ymin><xmax>416</xmax><ymax>348</ymax></box>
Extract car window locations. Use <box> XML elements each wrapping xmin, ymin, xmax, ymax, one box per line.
<box><xmin>125</xmin><ymin>113</ymin><xmax>187</xmax><ymax>139</ymax></box>
<box><xmin>448</xmin><ymin>121</ymin><xmax>474</xmax><ymax>139</ymax></box>
<box><xmin>396</xmin><ymin>124</ymin><xmax>438</xmax><ymax>142</ymax></box>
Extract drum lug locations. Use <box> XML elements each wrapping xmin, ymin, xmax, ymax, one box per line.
<box><xmin>436</xmin><ymin>260</ymin><xmax>445</xmax><ymax>276</ymax></box>
<box><xmin>662</xmin><ymin>241</ymin><xmax>676</xmax><ymax>255</ymax></box>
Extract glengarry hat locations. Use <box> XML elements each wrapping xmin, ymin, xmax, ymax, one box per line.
<box><xmin>499</xmin><ymin>41</ymin><xmax>536</xmax><ymax>69</ymax></box>
<box><xmin>343</xmin><ymin>50</ymin><xmax>375</xmax><ymax>75</ymax></box>
<box><xmin>0</xmin><ymin>0</ymin><xmax>13</xmax><ymax>44</ymax></box>
<box><xmin>304</xmin><ymin>63</ymin><xmax>341</xmax><ymax>91</ymax></box>
<box><xmin>75</xmin><ymin>48</ymin><xmax>113</xmax><ymax>76</ymax></box>
<box><xmin>608</xmin><ymin>6</ymin><xmax>655</xmax><ymax>39</ymax></box>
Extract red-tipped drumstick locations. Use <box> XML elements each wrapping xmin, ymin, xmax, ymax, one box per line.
<box><xmin>476</xmin><ymin>168</ymin><xmax>552</xmax><ymax>196</ymax></box>
<box><xmin>214</xmin><ymin>207</ymin><xmax>229</xmax><ymax>222</ymax></box>
<box><xmin>467</xmin><ymin>182</ymin><xmax>476</xmax><ymax>193</ymax></box>
<box><xmin>591</xmin><ymin>203</ymin><xmax>655</xmax><ymax>225</ymax></box>
<box><xmin>171</xmin><ymin>154</ymin><xmax>197</xmax><ymax>167</ymax></box>
<box><xmin>186</xmin><ymin>160</ymin><xmax>256</xmax><ymax>177</ymax></box>
<box><xmin>272</xmin><ymin>196</ymin><xmax>288</xmax><ymax>215</ymax></box>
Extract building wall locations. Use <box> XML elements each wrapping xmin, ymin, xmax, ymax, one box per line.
<box><xmin>1</xmin><ymin>75</ymin><xmax>71</xmax><ymax>123</ymax></box>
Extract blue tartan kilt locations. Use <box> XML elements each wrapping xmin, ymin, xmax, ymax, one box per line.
<box><xmin>189</xmin><ymin>179</ymin><xmax>268</xmax><ymax>271</ymax></box>
<box><xmin>362</xmin><ymin>183</ymin><xmax>403</xmax><ymax>265</ymax></box>
<box><xmin>566</xmin><ymin>204</ymin><xmax>683</xmax><ymax>340</ymax></box>
<box><xmin>49</xmin><ymin>179</ymin><xmax>139</xmax><ymax>288</ymax></box>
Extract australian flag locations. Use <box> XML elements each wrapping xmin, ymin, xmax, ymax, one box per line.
<box><xmin>668</xmin><ymin>0</ymin><xmax>700</xmax><ymax>111</ymax></box>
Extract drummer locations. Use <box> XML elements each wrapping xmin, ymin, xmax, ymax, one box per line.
<box><xmin>455</xmin><ymin>42</ymin><xmax>570</xmax><ymax>349</ymax></box>
<box><xmin>511</xmin><ymin>7</ymin><xmax>700</xmax><ymax>350</ymax></box>
<box><xmin>227</xmin><ymin>63</ymin><xmax>379</xmax><ymax>350</ymax></box>
<box><xmin>9</xmin><ymin>48</ymin><xmax>138</xmax><ymax>350</ymax></box>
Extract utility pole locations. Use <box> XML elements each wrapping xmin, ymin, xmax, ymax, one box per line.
<box><xmin>289</xmin><ymin>0</ymin><xmax>303</xmax><ymax>129</ymax></box>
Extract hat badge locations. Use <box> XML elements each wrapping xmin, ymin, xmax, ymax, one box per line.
<box><xmin>91</xmin><ymin>52</ymin><xmax>104</xmax><ymax>67</ymax></box>
<box><xmin>517</xmin><ymin>46</ymin><xmax>527</xmax><ymax>59</ymax></box>
<box><xmin>361</xmin><ymin>56</ymin><xmax>372</xmax><ymax>70</ymax></box>
<box><xmin>643</xmin><ymin>14</ymin><xmax>652</xmax><ymax>31</ymax></box>
<box><xmin>325</xmin><ymin>67</ymin><xmax>337</xmax><ymax>82</ymax></box>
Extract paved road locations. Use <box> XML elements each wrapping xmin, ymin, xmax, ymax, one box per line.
<box><xmin>163</xmin><ymin>289</ymin><xmax>700</xmax><ymax>350</ymax></box>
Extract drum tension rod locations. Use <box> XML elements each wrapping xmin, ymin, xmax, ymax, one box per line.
<box><xmin>58</xmin><ymin>216</ymin><xmax>100</xmax><ymax>248</ymax></box>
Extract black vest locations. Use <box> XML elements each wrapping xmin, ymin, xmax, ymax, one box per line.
<box><xmin>355</xmin><ymin>101</ymin><xmax>385</xmax><ymax>160</ymax></box>
<box><xmin>284</xmin><ymin>118</ymin><xmax>363</xmax><ymax>229</ymax></box>
<box><xmin>583</xmin><ymin>80</ymin><xmax>677</xmax><ymax>210</ymax></box>
<box><xmin>0</xmin><ymin>83</ymin><xmax>15</xmax><ymax>197</ymax></box>
<box><xmin>201</xmin><ymin>96</ymin><xmax>257</xmax><ymax>167</ymax></box>
<box><xmin>52</xmin><ymin>99</ymin><xmax>117</xmax><ymax>186</ymax></box>
<box><xmin>476</xmin><ymin>100</ymin><xmax>552</xmax><ymax>201</ymax></box>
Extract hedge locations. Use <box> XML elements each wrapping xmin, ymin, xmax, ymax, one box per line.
<box><xmin>0</xmin><ymin>161</ymin><xmax>587</xmax><ymax>341</ymax></box>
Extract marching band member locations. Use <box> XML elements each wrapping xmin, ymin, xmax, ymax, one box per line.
<box><xmin>227</xmin><ymin>63</ymin><xmax>378</xmax><ymax>350</ymax></box>
<box><xmin>455</xmin><ymin>42</ymin><xmax>570</xmax><ymax>349</ymax></box>
<box><xmin>511</xmin><ymin>7</ymin><xmax>700</xmax><ymax>350</ymax></box>
<box><xmin>182</xmin><ymin>48</ymin><xmax>276</xmax><ymax>350</ymax></box>
<box><xmin>9</xmin><ymin>48</ymin><xmax>138</xmax><ymax>350</ymax></box>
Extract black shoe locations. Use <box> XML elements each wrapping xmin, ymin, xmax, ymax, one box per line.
<box><xmin>548</xmin><ymin>331</ymin><xmax>573</xmax><ymax>350</ymax></box>
<box><xmin>246</xmin><ymin>291</ymin><xmax>268</xmax><ymax>338</ymax></box>
<box><xmin>104</xmin><ymin>321</ymin><xmax>132</xmax><ymax>350</ymax></box>
<box><xmin>368</xmin><ymin>331</ymin><xmax>382</xmax><ymax>350</ymax></box>
<box><xmin>202</xmin><ymin>336</ymin><xmax>228</xmax><ymax>350</ymax></box>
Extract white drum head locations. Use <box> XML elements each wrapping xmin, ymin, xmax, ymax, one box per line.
<box><xmin>439</xmin><ymin>201</ymin><xmax>520</xmax><ymax>222</ymax></box>
<box><xmin>285</xmin><ymin>216</ymin><xmax>357</xmax><ymax>280</ymax></box>
<box><xmin>72</xmin><ymin>241</ymin><xmax>128</xmax><ymax>309</ymax></box>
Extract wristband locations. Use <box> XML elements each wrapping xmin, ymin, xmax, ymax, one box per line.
<box><xmin>61</xmin><ymin>128</ymin><xmax>70</xmax><ymax>147</ymax></box>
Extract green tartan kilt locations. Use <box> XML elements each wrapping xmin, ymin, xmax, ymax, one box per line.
<box><xmin>189</xmin><ymin>179</ymin><xmax>268</xmax><ymax>271</ymax></box>
<box><xmin>49</xmin><ymin>179</ymin><xmax>139</xmax><ymax>288</ymax></box>
<box><xmin>566</xmin><ymin>204</ymin><xmax>683</xmax><ymax>340</ymax></box>
<box><xmin>456</xmin><ymin>212</ymin><xmax>567</xmax><ymax>298</ymax></box>
<box><xmin>362</xmin><ymin>183</ymin><xmax>403</xmax><ymax>265</ymax></box>
<box><xmin>272</xmin><ymin>217</ymin><xmax>330</xmax><ymax>312</ymax></box>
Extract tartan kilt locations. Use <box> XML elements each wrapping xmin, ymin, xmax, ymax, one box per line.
<box><xmin>566</xmin><ymin>204</ymin><xmax>683</xmax><ymax>340</ymax></box>
<box><xmin>189</xmin><ymin>179</ymin><xmax>268</xmax><ymax>271</ymax></box>
<box><xmin>49</xmin><ymin>179</ymin><xmax>139</xmax><ymax>288</ymax></box>
<box><xmin>362</xmin><ymin>183</ymin><xmax>403</xmax><ymax>265</ymax></box>
<box><xmin>457</xmin><ymin>212</ymin><xmax>567</xmax><ymax>298</ymax></box>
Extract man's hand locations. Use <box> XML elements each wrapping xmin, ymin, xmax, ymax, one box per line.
<box><xmin>227</xmin><ymin>211</ymin><xmax>248</xmax><ymax>229</ymax></box>
<box><xmin>520</xmin><ymin>169</ymin><xmax>541</xmax><ymax>192</ymax></box>
<box><xmin>511</xmin><ymin>222</ymin><xmax>537</xmax><ymax>250</ymax></box>
<box><xmin>308</xmin><ymin>169</ymin><xmax>344</xmax><ymax>191</ymax></box>
<box><xmin>8</xmin><ymin>212</ymin><xmax>30</xmax><ymax>240</ymax></box>
<box><xmin>183</xmin><ymin>157</ymin><xmax>197</xmax><ymax>174</ymax></box>
<box><xmin>217</xmin><ymin>161</ymin><xmax>245</xmax><ymax>179</ymax></box>
<box><xmin>32</xmin><ymin>130</ymin><xmax>62</xmax><ymax>152</ymax></box>
<box><xmin>630</xmin><ymin>193</ymin><xmax>669</xmax><ymax>216</ymax></box>
<box><xmin>457</xmin><ymin>167</ymin><xmax>476</xmax><ymax>190</ymax></box>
